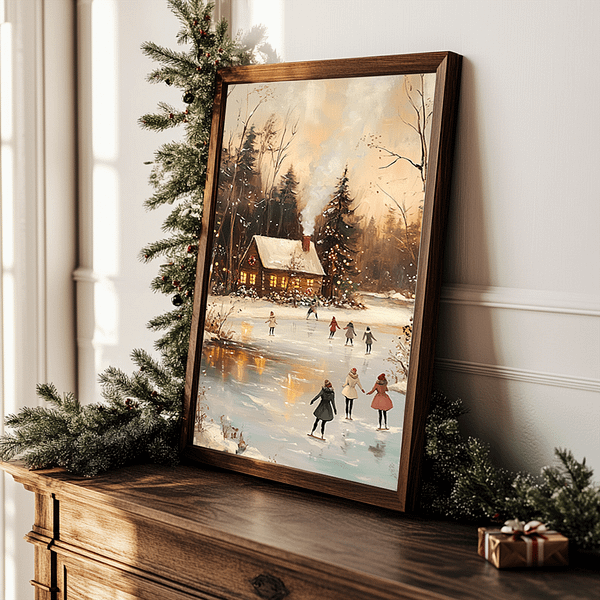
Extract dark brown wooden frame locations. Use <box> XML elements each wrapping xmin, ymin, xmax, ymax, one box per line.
<box><xmin>181</xmin><ymin>52</ymin><xmax>462</xmax><ymax>512</ymax></box>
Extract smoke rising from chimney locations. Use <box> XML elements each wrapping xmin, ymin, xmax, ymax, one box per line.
<box><xmin>299</xmin><ymin>76</ymin><xmax>397</xmax><ymax>236</ymax></box>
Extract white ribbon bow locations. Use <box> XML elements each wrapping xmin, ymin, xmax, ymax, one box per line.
<box><xmin>500</xmin><ymin>519</ymin><xmax>548</xmax><ymax>536</ymax></box>
<box><xmin>498</xmin><ymin>519</ymin><xmax>549</xmax><ymax>566</ymax></box>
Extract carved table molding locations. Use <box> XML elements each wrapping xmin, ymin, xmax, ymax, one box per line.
<box><xmin>2</xmin><ymin>461</ymin><xmax>598</xmax><ymax>600</ymax></box>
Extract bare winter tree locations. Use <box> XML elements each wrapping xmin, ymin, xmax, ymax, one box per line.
<box><xmin>218</xmin><ymin>86</ymin><xmax>273</xmax><ymax>291</ymax></box>
<box><xmin>377</xmin><ymin>184</ymin><xmax>420</xmax><ymax>270</ymax></box>
<box><xmin>261</xmin><ymin>109</ymin><xmax>298</xmax><ymax>236</ymax></box>
<box><xmin>387</xmin><ymin>322</ymin><xmax>413</xmax><ymax>382</ymax></box>
<box><xmin>365</xmin><ymin>74</ymin><xmax>433</xmax><ymax>192</ymax></box>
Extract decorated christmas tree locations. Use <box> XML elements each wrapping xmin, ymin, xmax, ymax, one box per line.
<box><xmin>315</xmin><ymin>166</ymin><xmax>359</xmax><ymax>299</ymax></box>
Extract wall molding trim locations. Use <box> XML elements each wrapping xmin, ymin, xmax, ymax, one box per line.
<box><xmin>441</xmin><ymin>284</ymin><xmax>600</xmax><ymax>318</ymax></box>
<box><xmin>436</xmin><ymin>357</ymin><xmax>600</xmax><ymax>393</ymax></box>
<box><xmin>73</xmin><ymin>266</ymin><xmax>99</xmax><ymax>284</ymax></box>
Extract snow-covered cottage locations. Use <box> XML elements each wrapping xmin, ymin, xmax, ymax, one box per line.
<box><xmin>237</xmin><ymin>235</ymin><xmax>325</xmax><ymax>297</ymax></box>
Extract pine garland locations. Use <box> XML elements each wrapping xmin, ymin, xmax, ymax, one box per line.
<box><xmin>421</xmin><ymin>391</ymin><xmax>536</xmax><ymax>522</ymax></box>
<box><xmin>138</xmin><ymin>0</ymin><xmax>250</xmax><ymax>378</ymax></box>
<box><xmin>0</xmin><ymin>0</ymin><xmax>248</xmax><ymax>476</ymax></box>
<box><xmin>0</xmin><ymin>0</ymin><xmax>597</xmax><ymax>553</ymax></box>
<box><xmin>420</xmin><ymin>391</ymin><xmax>600</xmax><ymax>550</ymax></box>
<box><xmin>0</xmin><ymin>378</ymin><xmax>179</xmax><ymax>476</ymax></box>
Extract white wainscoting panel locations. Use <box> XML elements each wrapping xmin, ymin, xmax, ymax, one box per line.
<box><xmin>435</xmin><ymin>284</ymin><xmax>599</xmax><ymax>476</ymax></box>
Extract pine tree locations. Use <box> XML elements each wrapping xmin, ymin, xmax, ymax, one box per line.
<box><xmin>275</xmin><ymin>165</ymin><xmax>301</xmax><ymax>240</ymax></box>
<box><xmin>215</xmin><ymin>125</ymin><xmax>260</xmax><ymax>292</ymax></box>
<box><xmin>316</xmin><ymin>166</ymin><xmax>359</xmax><ymax>299</ymax></box>
<box><xmin>0</xmin><ymin>0</ymin><xmax>250</xmax><ymax>476</ymax></box>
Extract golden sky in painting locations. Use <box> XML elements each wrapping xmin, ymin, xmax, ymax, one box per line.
<box><xmin>223</xmin><ymin>72</ymin><xmax>436</xmax><ymax>234</ymax></box>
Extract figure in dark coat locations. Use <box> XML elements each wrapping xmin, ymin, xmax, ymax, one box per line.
<box><xmin>362</xmin><ymin>326</ymin><xmax>377</xmax><ymax>354</ymax></box>
<box><xmin>308</xmin><ymin>380</ymin><xmax>337</xmax><ymax>440</ymax></box>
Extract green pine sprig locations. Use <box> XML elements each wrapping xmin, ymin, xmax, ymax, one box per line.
<box><xmin>0</xmin><ymin>381</ymin><xmax>179</xmax><ymax>476</ymax></box>
<box><xmin>526</xmin><ymin>448</ymin><xmax>600</xmax><ymax>551</ymax></box>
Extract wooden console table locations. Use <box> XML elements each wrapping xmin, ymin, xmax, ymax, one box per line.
<box><xmin>2</xmin><ymin>460</ymin><xmax>598</xmax><ymax>599</ymax></box>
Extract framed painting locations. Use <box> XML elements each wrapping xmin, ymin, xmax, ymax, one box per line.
<box><xmin>181</xmin><ymin>52</ymin><xmax>462</xmax><ymax>511</ymax></box>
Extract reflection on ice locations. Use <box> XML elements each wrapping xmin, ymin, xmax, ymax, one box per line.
<box><xmin>368</xmin><ymin>441</ymin><xmax>387</xmax><ymax>460</ymax></box>
<box><xmin>194</xmin><ymin>296</ymin><xmax>409</xmax><ymax>491</ymax></box>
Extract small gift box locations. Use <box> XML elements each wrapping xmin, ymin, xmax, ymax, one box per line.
<box><xmin>478</xmin><ymin>520</ymin><xmax>569</xmax><ymax>569</ymax></box>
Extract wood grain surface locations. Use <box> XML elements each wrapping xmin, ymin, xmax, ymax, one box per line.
<box><xmin>2</xmin><ymin>461</ymin><xmax>598</xmax><ymax>600</ymax></box>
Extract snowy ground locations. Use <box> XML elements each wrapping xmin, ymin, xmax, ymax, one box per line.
<box><xmin>194</xmin><ymin>292</ymin><xmax>414</xmax><ymax>491</ymax></box>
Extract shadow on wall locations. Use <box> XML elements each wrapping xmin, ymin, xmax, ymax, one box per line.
<box><xmin>433</xmin><ymin>56</ymin><xmax>512</xmax><ymax>471</ymax></box>
<box><xmin>240</xmin><ymin>24</ymin><xmax>282</xmax><ymax>64</ymax></box>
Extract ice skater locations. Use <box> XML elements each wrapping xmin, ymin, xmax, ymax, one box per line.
<box><xmin>308</xmin><ymin>379</ymin><xmax>337</xmax><ymax>440</ymax></box>
<box><xmin>265</xmin><ymin>311</ymin><xmax>277</xmax><ymax>335</ymax></box>
<box><xmin>306</xmin><ymin>299</ymin><xmax>319</xmax><ymax>320</ymax></box>
<box><xmin>344</xmin><ymin>322</ymin><xmax>356</xmax><ymax>345</ymax></box>
<box><xmin>329</xmin><ymin>316</ymin><xmax>341</xmax><ymax>338</ymax></box>
<box><xmin>362</xmin><ymin>326</ymin><xmax>377</xmax><ymax>354</ymax></box>
<box><xmin>341</xmin><ymin>367</ymin><xmax>365</xmax><ymax>420</ymax></box>
<box><xmin>367</xmin><ymin>373</ymin><xmax>393</xmax><ymax>430</ymax></box>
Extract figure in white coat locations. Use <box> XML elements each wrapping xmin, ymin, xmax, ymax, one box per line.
<box><xmin>341</xmin><ymin>367</ymin><xmax>365</xmax><ymax>420</ymax></box>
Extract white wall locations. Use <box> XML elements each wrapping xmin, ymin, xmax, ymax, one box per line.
<box><xmin>83</xmin><ymin>0</ymin><xmax>600</xmax><ymax>477</ymax></box>
<box><xmin>74</xmin><ymin>0</ymin><xmax>183</xmax><ymax>403</ymax></box>
<box><xmin>80</xmin><ymin>0</ymin><xmax>600</xmax><ymax>479</ymax></box>
<box><xmin>229</xmin><ymin>0</ymin><xmax>600</xmax><ymax>476</ymax></box>
<box><xmin>74</xmin><ymin>0</ymin><xmax>235</xmax><ymax>403</ymax></box>
<box><xmin>79</xmin><ymin>0</ymin><xmax>600</xmax><ymax>477</ymax></box>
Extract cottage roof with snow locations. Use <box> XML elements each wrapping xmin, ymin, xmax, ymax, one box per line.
<box><xmin>252</xmin><ymin>235</ymin><xmax>325</xmax><ymax>276</ymax></box>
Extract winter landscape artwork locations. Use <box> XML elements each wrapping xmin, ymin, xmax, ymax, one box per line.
<box><xmin>182</xmin><ymin>53</ymin><xmax>462</xmax><ymax>511</ymax></box>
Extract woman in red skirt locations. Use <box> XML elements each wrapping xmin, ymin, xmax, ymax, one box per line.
<box><xmin>366</xmin><ymin>373</ymin><xmax>393</xmax><ymax>430</ymax></box>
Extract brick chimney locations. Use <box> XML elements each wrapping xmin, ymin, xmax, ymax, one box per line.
<box><xmin>302</xmin><ymin>235</ymin><xmax>311</xmax><ymax>252</ymax></box>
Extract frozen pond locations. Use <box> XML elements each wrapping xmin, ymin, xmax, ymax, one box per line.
<box><xmin>194</xmin><ymin>293</ymin><xmax>412</xmax><ymax>490</ymax></box>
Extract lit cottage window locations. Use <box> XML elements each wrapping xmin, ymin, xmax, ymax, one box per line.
<box><xmin>280</xmin><ymin>276</ymin><xmax>287</xmax><ymax>288</ymax></box>
<box><xmin>249</xmin><ymin>273</ymin><xmax>256</xmax><ymax>285</ymax></box>
<box><xmin>306</xmin><ymin>278</ymin><xmax>314</xmax><ymax>287</ymax></box>
<box><xmin>240</xmin><ymin>271</ymin><xmax>247</xmax><ymax>284</ymax></box>
<box><xmin>270</xmin><ymin>275</ymin><xmax>277</xmax><ymax>287</ymax></box>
